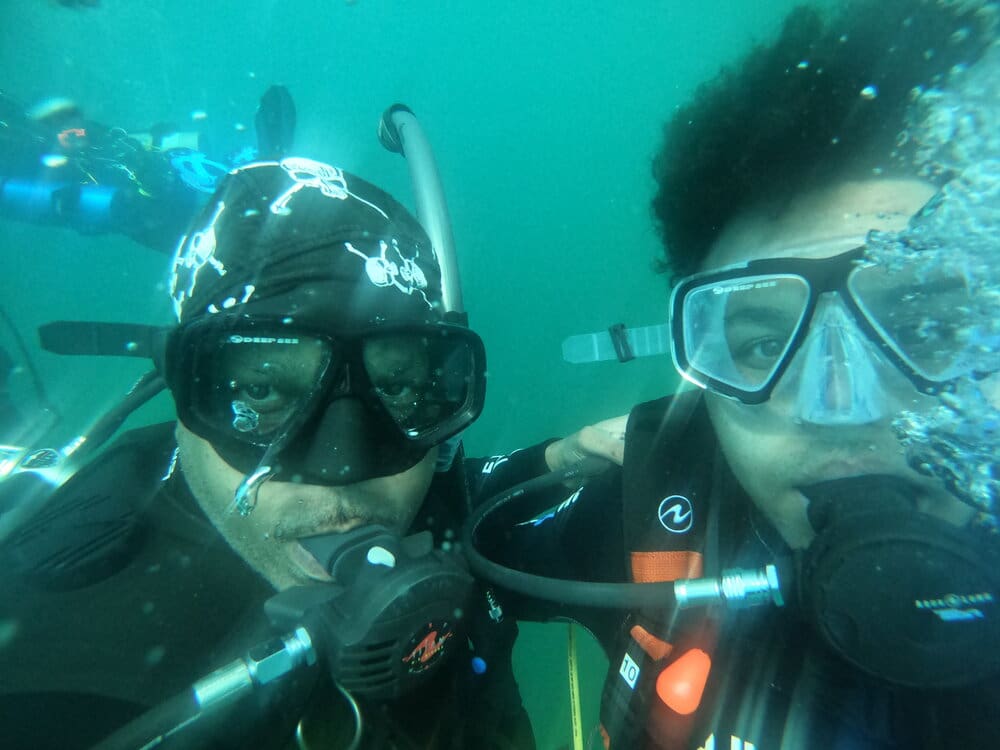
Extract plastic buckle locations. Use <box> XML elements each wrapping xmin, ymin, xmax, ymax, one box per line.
<box><xmin>608</xmin><ymin>323</ymin><xmax>635</xmax><ymax>363</ymax></box>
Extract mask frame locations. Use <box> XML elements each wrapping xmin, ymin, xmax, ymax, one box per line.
<box><xmin>162</xmin><ymin>316</ymin><xmax>486</xmax><ymax>483</ymax></box>
<box><xmin>669</xmin><ymin>246</ymin><xmax>969</xmax><ymax>404</ymax></box>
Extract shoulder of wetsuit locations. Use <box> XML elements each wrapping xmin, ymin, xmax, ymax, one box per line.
<box><xmin>0</xmin><ymin>421</ymin><xmax>178</xmax><ymax>591</ymax></box>
<box><xmin>622</xmin><ymin>390</ymin><xmax>714</xmax><ymax>495</ymax></box>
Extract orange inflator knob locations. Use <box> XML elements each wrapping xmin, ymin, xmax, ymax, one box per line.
<box><xmin>654</xmin><ymin>648</ymin><xmax>711</xmax><ymax>715</ymax></box>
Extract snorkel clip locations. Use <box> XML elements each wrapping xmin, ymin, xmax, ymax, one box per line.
<box><xmin>232</xmin><ymin>464</ymin><xmax>275</xmax><ymax>516</ymax></box>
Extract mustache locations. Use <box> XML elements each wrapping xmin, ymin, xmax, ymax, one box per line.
<box><xmin>271</xmin><ymin>497</ymin><xmax>404</xmax><ymax>538</ymax></box>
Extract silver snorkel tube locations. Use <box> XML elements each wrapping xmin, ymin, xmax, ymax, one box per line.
<box><xmin>378</xmin><ymin>104</ymin><xmax>465</xmax><ymax>320</ymax></box>
<box><xmin>378</xmin><ymin>105</ymin><xmax>468</xmax><ymax>471</ymax></box>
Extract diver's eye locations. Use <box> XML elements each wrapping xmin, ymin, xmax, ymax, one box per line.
<box><xmin>374</xmin><ymin>381</ymin><xmax>416</xmax><ymax>400</ymax></box>
<box><xmin>245</xmin><ymin>383</ymin><xmax>272</xmax><ymax>401</ymax></box>
<box><xmin>228</xmin><ymin>379</ymin><xmax>287</xmax><ymax>411</ymax></box>
<box><xmin>733</xmin><ymin>336</ymin><xmax>785</xmax><ymax>370</ymax></box>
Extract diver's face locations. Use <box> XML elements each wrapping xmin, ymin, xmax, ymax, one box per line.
<box><xmin>702</xmin><ymin>178</ymin><xmax>976</xmax><ymax>549</ymax></box>
<box><xmin>176</xmin><ymin>421</ymin><xmax>437</xmax><ymax>590</ymax></box>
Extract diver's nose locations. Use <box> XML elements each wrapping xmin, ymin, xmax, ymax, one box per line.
<box><xmin>791</xmin><ymin>296</ymin><xmax>888</xmax><ymax>425</ymax></box>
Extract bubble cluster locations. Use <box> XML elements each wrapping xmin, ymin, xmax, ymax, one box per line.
<box><xmin>867</xmin><ymin>99</ymin><xmax>1000</xmax><ymax>515</ymax></box>
<box><xmin>902</xmin><ymin>40</ymin><xmax>1000</xmax><ymax>181</ymax></box>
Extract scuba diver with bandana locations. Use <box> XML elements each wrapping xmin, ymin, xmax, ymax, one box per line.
<box><xmin>467</xmin><ymin>1</ymin><xmax>1000</xmax><ymax>748</ymax></box>
<box><xmin>0</xmin><ymin>147</ymin><xmax>558</xmax><ymax>749</ymax></box>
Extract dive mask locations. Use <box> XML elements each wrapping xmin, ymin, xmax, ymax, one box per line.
<box><xmin>163</xmin><ymin>315</ymin><xmax>486</xmax><ymax>485</ymax></box>
<box><xmin>670</xmin><ymin>246</ymin><xmax>977</xmax><ymax>419</ymax></box>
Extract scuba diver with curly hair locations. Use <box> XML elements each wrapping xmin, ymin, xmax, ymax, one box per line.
<box><xmin>470</xmin><ymin>1</ymin><xmax>1000</xmax><ymax>747</ymax></box>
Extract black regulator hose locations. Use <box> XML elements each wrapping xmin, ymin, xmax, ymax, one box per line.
<box><xmin>463</xmin><ymin>458</ymin><xmax>679</xmax><ymax>608</ymax></box>
<box><xmin>90</xmin><ymin>689</ymin><xmax>203</xmax><ymax>750</ymax></box>
<box><xmin>90</xmin><ymin>628</ymin><xmax>319</xmax><ymax>750</ymax></box>
<box><xmin>462</xmin><ymin>459</ymin><xmax>783</xmax><ymax>611</ymax></box>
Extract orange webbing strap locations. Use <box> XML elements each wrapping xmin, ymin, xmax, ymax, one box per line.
<box><xmin>630</xmin><ymin>624</ymin><xmax>673</xmax><ymax>662</ymax></box>
<box><xmin>630</xmin><ymin>550</ymin><xmax>703</xmax><ymax>583</ymax></box>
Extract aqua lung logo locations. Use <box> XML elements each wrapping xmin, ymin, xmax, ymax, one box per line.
<box><xmin>658</xmin><ymin>495</ymin><xmax>694</xmax><ymax>534</ymax></box>
<box><xmin>914</xmin><ymin>591</ymin><xmax>994</xmax><ymax>622</ymax></box>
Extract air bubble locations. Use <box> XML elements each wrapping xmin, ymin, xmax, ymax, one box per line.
<box><xmin>145</xmin><ymin>645</ymin><xmax>167</xmax><ymax>666</ymax></box>
<box><xmin>0</xmin><ymin>619</ymin><xmax>18</xmax><ymax>649</ymax></box>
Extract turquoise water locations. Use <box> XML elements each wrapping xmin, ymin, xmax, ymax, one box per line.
<box><xmin>0</xmin><ymin>2</ymin><xmax>815</xmax><ymax>747</ymax></box>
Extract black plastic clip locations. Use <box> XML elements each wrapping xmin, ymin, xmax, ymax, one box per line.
<box><xmin>608</xmin><ymin>323</ymin><xmax>635</xmax><ymax>363</ymax></box>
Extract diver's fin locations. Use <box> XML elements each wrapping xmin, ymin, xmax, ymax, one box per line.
<box><xmin>255</xmin><ymin>85</ymin><xmax>296</xmax><ymax>160</ymax></box>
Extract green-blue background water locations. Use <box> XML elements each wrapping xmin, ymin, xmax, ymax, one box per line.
<box><xmin>0</xmin><ymin>2</ymin><xmax>813</xmax><ymax>746</ymax></box>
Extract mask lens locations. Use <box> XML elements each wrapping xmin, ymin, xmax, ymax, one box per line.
<box><xmin>849</xmin><ymin>261</ymin><xmax>973</xmax><ymax>381</ymax></box>
<box><xmin>362</xmin><ymin>330</ymin><xmax>482</xmax><ymax>440</ymax></box>
<box><xmin>187</xmin><ymin>330</ymin><xmax>334</xmax><ymax>446</ymax></box>
<box><xmin>681</xmin><ymin>274</ymin><xmax>810</xmax><ymax>394</ymax></box>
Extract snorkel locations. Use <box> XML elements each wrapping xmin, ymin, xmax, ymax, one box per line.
<box><xmin>379</xmin><ymin>104</ymin><xmax>469</xmax><ymax>473</ymax></box>
<box><xmin>379</xmin><ymin>104</ymin><xmax>465</xmax><ymax>320</ymax></box>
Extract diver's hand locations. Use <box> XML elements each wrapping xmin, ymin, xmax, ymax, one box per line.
<box><xmin>544</xmin><ymin>415</ymin><xmax>628</xmax><ymax>480</ymax></box>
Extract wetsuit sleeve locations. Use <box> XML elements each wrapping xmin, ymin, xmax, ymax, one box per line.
<box><xmin>473</xmin><ymin>447</ymin><xmax>628</xmax><ymax>638</ymax></box>
<box><xmin>465</xmin><ymin>441</ymin><xmax>558</xmax><ymax>504</ymax></box>
<box><xmin>500</xmin><ymin>469</ymin><xmax>625</xmax><ymax>581</ymax></box>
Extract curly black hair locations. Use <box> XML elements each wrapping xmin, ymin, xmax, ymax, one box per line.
<box><xmin>651</xmin><ymin>0</ymin><xmax>998</xmax><ymax>279</ymax></box>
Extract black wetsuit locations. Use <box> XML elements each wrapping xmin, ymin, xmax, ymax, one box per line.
<box><xmin>487</xmin><ymin>395</ymin><xmax>1000</xmax><ymax>749</ymax></box>
<box><xmin>0</xmin><ymin>422</ymin><xmax>543</xmax><ymax>750</ymax></box>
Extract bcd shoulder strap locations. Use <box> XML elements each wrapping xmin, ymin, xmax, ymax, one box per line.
<box><xmin>601</xmin><ymin>390</ymin><xmax>722</xmax><ymax>749</ymax></box>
